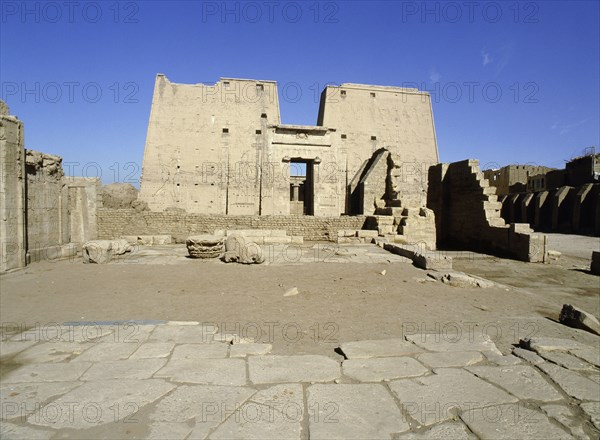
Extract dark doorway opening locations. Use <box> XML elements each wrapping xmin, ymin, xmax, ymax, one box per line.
<box><xmin>290</xmin><ymin>159</ymin><xmax>314</xmax><ymax>215</ymax></box>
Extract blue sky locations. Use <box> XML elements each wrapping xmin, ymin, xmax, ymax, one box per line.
<box><xmin>1</xmin><ymin>0</ymin><xmax>598</xmax><ymax>184</ymax></box>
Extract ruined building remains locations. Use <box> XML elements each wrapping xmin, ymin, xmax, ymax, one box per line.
<box><xmin>138</xmin><ymin>75</ymin><xmax>439</xmax><ymax>217</ymax></box>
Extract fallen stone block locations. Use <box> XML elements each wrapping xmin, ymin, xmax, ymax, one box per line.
<box><xmin>413</xmin><ymin>252</ymin><xmax>453</xmax><ymax>270</ymax></box>
<box><xmin>559</xmin><ymin>304</ymin><xmax>600</xmax><ymax>336</ymax></box>
<box><xmin>186</xmin><ymin>234</ymin><xmax>224</xmax><ymax>259</ymax></box>
<box><xmin>221</xmin><ymin>233</ymin><xmax>264</xmax><ymax>264</ymax></box>
<box><xmin>439</xmin><ymin>271</ymin><xmax>494</xmax><ymax>288</ymax></box>
<box><xmin>82</xmin><ymin>239</ymin><xmax>132</xmax><ymax>264</ymax></box>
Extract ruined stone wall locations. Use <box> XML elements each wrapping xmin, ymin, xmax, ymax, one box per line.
<box><xmin>97</xmin><ymin>209</ymin><xmax>366</xmax><ymax>242</ymax></box>
<box><xmin>25</xmin><ymin>150</ymin><xmax>66</xmax><ymax>259</ymax></box>
<box><xmin>500</xmin><ymin>183</ymin><xmax>600</xmax><ymax>235</ymax></box>
<box><xmin>428</xmin><ymin>159</ymin><xmax>547</xmax><ymax>262</ymax></box>
<box><xmin>0</xmin><ymin>104</ymin><xmax>26</xmax><ymax>271</ymax></box>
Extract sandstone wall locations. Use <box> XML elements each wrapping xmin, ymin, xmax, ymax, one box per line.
<box><xmin>0</xmin><ymin>105</ymin><xmax>26</xmax><ymax>271</ymax></box>
<box><xmin>428</xmin><ymin>159</ymin><xmax>547</xmax><ymax>262</ymax></box>
<box><xmin>97</xmin><ymin>209</ymin><xmax>366</xmax><ymax>242</ymax></box>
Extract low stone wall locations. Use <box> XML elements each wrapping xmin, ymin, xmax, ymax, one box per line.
<box><xmin>97</xmin><ymin>209</ymin><xmax>366</xmax><ymax>241</ymax></box>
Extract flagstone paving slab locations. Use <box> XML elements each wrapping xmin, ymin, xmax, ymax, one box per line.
<box><xmin>466</xmin><ymin>365</ymin><xmax>563</xmax><ymax>401</ymax></box>
<box><xmin>406</xmin><ymin>333</ymin><xmax>502</xmax><ymax>355</ymax></box>
<box><xmin>541</xmin><ymin>404</ymin><xmax>588</xmax><ymax>439</ymax></box>
<box><xmin>538</xmin><ymin>351</ymin><xmax>596</xmax><ymax>371</ymax></box>
<box><xmin>27</xmin><ymin>379</ymin><xmax>175</xmax><ymax>429</ymax></box>
<box><xmin>2</xmin><ymin>362</ymin><xmax>92</xmax><ymax>383</ymax></box>
<box><xmin>149</xmin><ymin>325</ymin><xmax>216</xmax><ymax>344</ymax></box>
<box><xmin>461</xmin><ymin>403</ymin><xmax>574</xmax><ymax>439</ymax></box>
<box><xmin>230</xmin><ymin>343</ymin><xmax>272</xmax><ymax>358</ymax></box>
<box><xmin>171</xmin><ymin>343</ymin><xmax>229</xmax><ymax>360</ymax></box>
<box><xmin>389</xmin><ymin>368</ymin><xmax>518</xmax><ymax>426</ymax></box>
<box><xmin>81</xmin><ymin>358</ymin><xmax>167</xmax><ymax>381</ymax></box>
<box><xmin>307</xmin><ymin>383</ymin><xmax>409</xmax><ymax>439</ymax></box>
<box><xmin>70</xmin><ymin>342</ymin><xmax>140</xmax><ymax>362</ymax></box>
<box><xmin>0</xmin><ymin>381</ymin><xmax>82</xmax><ymax>420</ymax></box>
<box><xmin>11</xmin><ymin>341</ymin><xmax>91</xmax><ymax>364</ymax></box>
<box><xmin>0</xmin><ymin>340</ymin><xmax>39</xmax><ymax>359</ymax></box>
<box><xmin>248</xmin><ymin>355</ymin><xmax>340</xmax><ymax>384</ymax></box>
<box><xmin>338</xmin><ymin>338</ymin><xmax>424</xmax><ymax>359</ymax></box>
<box><xmin>154</xmin><ymin>358</ymin><xmax>247</xmax><ymax>385</ymax></box>
<box><xmin>342</xmin><ymin>357</ymin><xmax>428</xmax><ymax>382</ymax></box>
<box><xmin>580</xmin><ymin>402</ymin><xmax>600</xmax><ymax>430</ymax></box>
<box><xmin>209</xmin><ymin>384</ymin><xmax>304</xmax><ymax>440</ymax></box>
<box><xmin>400</xmin><ymin>422</ymin><xmax>476</xmax><ymax>439</ymax></box>
<box><xmin>0</xmin><ymin>421</ymin><xmax>54</xmax><ymax>440</ymax></box>
<box><xmin>416</xmin><ymin>351</ymin><xmax>484</xmax><ymax>368</ymax></box>
<box><xmin>129</xmin><ymin>342</ymin><xmax>175</xmax><ymax>359</ymax></box>
<box><xmin>538</xmin><ymin>363</ymin><xmax>600</xmax><ymax>401</ymax></box>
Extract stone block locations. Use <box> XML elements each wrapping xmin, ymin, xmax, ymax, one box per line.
<box><xmin>357</xmin><ymin>230</ymin><xmax>379</xmax><ymax>238</ymax></box>
<box><xmin>559</xmin><ymin>303</ymin><xmax>600</xmax><ymax>336</ymax></box>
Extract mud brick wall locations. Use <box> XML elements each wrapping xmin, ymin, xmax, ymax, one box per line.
<box><xmin>97</xmin><ymin>209</ymin><xmax>366</xmax><ymax>241</ymax></box>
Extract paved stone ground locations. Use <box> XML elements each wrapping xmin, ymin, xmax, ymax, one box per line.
<box><xmin>1</xmin><ymin>322</ymin><xmax>599</xmax><ymax>439</ymax></box>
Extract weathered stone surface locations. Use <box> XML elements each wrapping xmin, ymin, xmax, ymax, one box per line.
<box><xmin>0</xmin><ymin>341</ymin><xmax>38</xmax><ymax>359</ymax></box>
<box><xmin>560</xmin><ymin>304</ymin><xmax>600</xmax><ymax>336</ymax></box>
<box><xmin>129</xmin><ymin>342</ymin><xmax>175</xmax><ymax>359</ymax></box>
<box><xmin>307</xmin><ymin>384</ymin><xmax>409</xmax><ymax>439</ymax></box>
<box><xmin>389</xmin><ymin>369</ymin><xmax>518</xmax><ymax>426</ymax></box>
<box><xmin>149</xmin><ymin>325</ymin><xmax>216</xmax><ymax>343</ymax></box>
<box><xmin>406</xmin><ymin>333</ymin><xmax>502</xmax><ymax>355</ymax></box>
<box><xmin>147</xmin><ymin>422</ymin><xmax>193</xmax><ymax>440</ymax></box>
<box><xmin>2</xmin><ymin>362</ymin><xmax>91</xmax><ymax>383</ymax></box>
<box><xmin>512</xmin><ymin>347</ymin><xmax>545</xmax><ymax>365</ymax></box>
<box><xmin>71</xmin><ymin>342</ymin><xmax>140</xmax><ymax>362</ymax></box>
<box><xmin>541</xmin><ymin>404</ymin><xmax>588</xmax><ymax>439</ymax></box>
<box><xmin>230</xmin><ymin>343</ymin><xmax>272</xmax><ymax>357</ymax></box>
<box><xmin>248</xmin><ymin>355</ymin><xmax>340</xmax><ymax>384</ymax></box>
<box><xmin>343</xmin><ymin>357</ymin><xmax>428</xmax><ymax>382</ymax></box>
<box><xmin>0</xmin><ymin>422</ymin><xmax>54</xmax><ymax>440</ymax></box>
<box><xmin>10</xmin><ymin>341</ymin><xmax>90</xmax><ymax>363</ymax></box>
<box><xmin>462</xmin><ymin>403</ymin><xmax>573</xmax><ymax>439</ymax></box>
<box><xmin>149</xmin><ymin>384</ymin><xmax>255</xmax><ymax>436</ymax></box>
<box><xmin>339</xmin><ymin>338</ymin><xmax>424</xmax><ymax>359</ymax></box>
<box><xmin>538</xmin><ymin>351</ymin><xmax>595</xmax><ymax>371</ymax></box>
<box><xmin>222</xmin><ymin>233</ymin><xmax>265</xmax><ymax>264</ymax></box>
<box><xmin>210</xmin><ymin>384</ymin><xmax>303</xmax><ymax>439</ymax></box>
<box><xmin>580</xmin><ymin>402</ymin><xmax>600</xmax><ymax>430</ymax></box>
<box><xmin>27</xmin><ymin>379</ymin><xmax>174</xmax><ymax>429</ymax></box>
<box><xmin>416</xmin><ymin>351</ymin><xmax>484</xmax><ymax>368</ymax></box>
<box><xmin>82</xmin><ymin>239</ymin><xmax>132</xmax><ymax>263</ymax></box>
<box><xmin>570</xmin><ymin>348</ymin><xmax>600</xmax><ymax>368</ymax></box>
<box><xmin>0</xmin><ymin>382</ymin><xmax>81</xmax><ymax>420</ymax></box>
<box><xmin>171</xmin><ymin>343</ymin><xmax>229</xmax><ymax>359</ymax></box>
<box><xmin>413</xmin><ymin>252</ymin><xmax>453</xmax><ymax>270</ymax></box>
<box><xmin>155</xmin><ymin>358</ymin><xmax>247</xmax><ymax>385</ymax></box>
<box><xmin>467</xmin><ymin>365</ymin><xmax>563</xmax><ymax>401</ymax></box>
<box><xmin>186</xmin><ymin>234</ymin><xmax>224</xmax><ymax>259</ymax></box>
<box><xmin>520</xmin><ymin>337</ymin><xmax>590</xmax><ymax>353</ymax></box>
<box><xmin>400</xmin><ymin>422</ymin><xmax>475</xmax><ymax>439</ymax></box>
<box><xmin>538</xmin><ymin>363</ymin><xmax>600</xmax><ymax>401</ymax></box>
<box><xmin>81</xmin><ymin>358</ymin><xmax>166</xmax><ymax>380</ymax></box>
<box><xmin>482</xmin><ymin>351</ymin><xmax>522</xmax><ymax>366</ymax></box>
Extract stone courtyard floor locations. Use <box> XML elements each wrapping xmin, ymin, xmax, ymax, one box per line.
<box><xmin>1</xmin><ymin>235</ymin><xmax>599</xmax><ymax>439</ymax></box>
